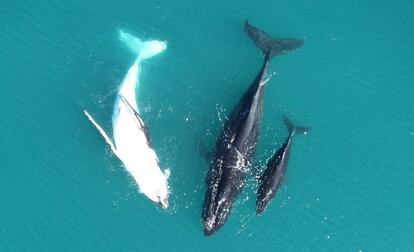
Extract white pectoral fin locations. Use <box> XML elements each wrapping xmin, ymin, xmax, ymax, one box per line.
<box><xmin>119</xmin><ymin>95</ymin><xmax>154</xmax><ymax>147</ymax></box>
<box><xmin>119</xmin><ymin>95</ymin><xmax>144</xmax><ymax>129</ymax></box>
<box><xmin>84</xmin><ymin>110</ymin><xmax>120</xmax><ymax>158</ymax></box>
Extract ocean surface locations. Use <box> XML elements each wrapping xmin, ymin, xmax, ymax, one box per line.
<box><xmin>1</xmin><ymin>0</ymin><xmax>414</xmax><ymax>251</ymax></box>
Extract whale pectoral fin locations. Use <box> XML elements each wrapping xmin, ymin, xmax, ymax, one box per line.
<box><xmin>143</xmin><ymin>128</ymin><xmax>153</xmax><ymax>147</ymax></box>
<box><xmin>119</xmin><ymin>95</ymin><xmax>145</xmax><ymax>128</ymax></box>
<box><xmin>84</xmin><ymin>110</ymin><xmax>120</xmax><ymax>158</ymax></box>
<box><xmin>119</xmin><ymin>95</ymin><xmax>153</xmax><ymax>147</ymax></box>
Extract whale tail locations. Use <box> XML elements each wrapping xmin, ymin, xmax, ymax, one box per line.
<box><xmin>283</xmin><ymin>116</ymin><xmax>309</xmax><ymax>136</ymax></box>
<box><xmin>119</xmin><ymin>30</ymin><xmax>167</xmax><ymax>60</ymax></box>
<box><xmin>244</xmin><ymin>20</ymin><xmax>304</xmax><ymax>59</ymax></box>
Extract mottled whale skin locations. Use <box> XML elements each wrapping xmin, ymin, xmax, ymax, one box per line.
<box><xmin>256</xmin><ymin>116</ymin><xmax>309</xmax><ymax>214</ymax></box>
<box><xmin>84</xmin><ymin>31</ymin><xmax>170</xmax><ymax>208</ymax></box>
<box><xmin>202</xmin><ymin>20</ymin><xmax>304</xmax><ymax>236</ymax></box>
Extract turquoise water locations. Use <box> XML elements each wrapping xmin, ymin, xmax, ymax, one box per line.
<box><xmin>1</xmin><ymin>0</ymin><xmax>414</xmax><ymax>251</ymax></box>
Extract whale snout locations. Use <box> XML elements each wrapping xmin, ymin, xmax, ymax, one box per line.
<box><xmin>203</xmin><ymin>199</ymin><xmax>232</xmax><ymax>236</ymax></box>
<box><xmin>204</xmin><ymin>224</ymin><xmax>216</xmax><ymax>237</ymax></box>
<box><xmin>203</xmin><ymin>213</ymin><xmax>226</xmax><ymax>237</ymax></box>
<box><xmin>155</xmin><ymin>183</ymin><xmax>169</xmax><ymax>209</ymax></box>
<box><xmin>255</xmin><ymin>199</ymin><xmax>268</xmax><ymax>215</ymax></box>
<box><xmin>159</xmin><ymin>196</ymin><xmax>169</xmax><ymax>209</ymax></box>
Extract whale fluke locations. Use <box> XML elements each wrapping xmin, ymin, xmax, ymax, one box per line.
<box><xmin>244</xmin><ymin>20</ymin><xmax>304</xmax><ymax>58</ymax></box>
<box><xmin>283</xmin><ymin>116</ymin><xmax>309</xmax><ymax>136</ymax></box>
<box><xmin>119</xmin><ymin>30</ymin><xmax>167</xmax><ymax>60</ymax></box>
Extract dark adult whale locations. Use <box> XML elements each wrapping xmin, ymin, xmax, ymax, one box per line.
<box><xmin>256</xmin><ymin>116</ymin><xmax>309</xmax><ymax>214</ymax></box>
<box><xmin>202</xmin><ymin>20</ymin><xmax>304</xmax><ymax>236</ymax></box>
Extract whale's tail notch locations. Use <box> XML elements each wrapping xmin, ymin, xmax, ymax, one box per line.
<box><xmin>119</xmin><ymin>30</ymin><xmax>167</xmax><ymax>60</ymax></box>
<box><xmin>283</xmin><ymin>116</ymin><xmax>309</xmax><ymax>136</ymax></box>
<box><xmin>244</xmin><ymin>20</ymin><xmax>304</xmax><ymax>59</ymax></box>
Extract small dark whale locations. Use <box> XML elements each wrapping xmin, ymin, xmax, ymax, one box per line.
<box><xmin>202</xmin><ymin>20</ymin><xmax>304</xmax><ymax>236</ymax></box>
<box><xmin>256</xmin><ymin>116</ymin><xmax>309</xmax><ymax>214</ymax></box>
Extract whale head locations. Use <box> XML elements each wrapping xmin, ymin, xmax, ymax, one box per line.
<box><xmin>135</xmin><ymin>159</ymin><xmax>170</xmax><ymax>209</ymax></box>
<box><xmin>139</xmin><ymin>173</ymin><xmax>169</xmax><ymax>209</ymax></box>
<box><xmin>158</xmin><ymin>194</ymin><xmax>169</xmax><ymax>209</ymax></box>
<box><xmin>203</xmin><ymin>196</ymin><xmax>232</xmax><ymax>236</ymax></box>
<box><xmin>156</xmin><ymin>177</ymin><xmax>169</xmax><ymax>209</ymax></box>
<box><xmin>116</xmin><ymin>143</ymin><xmax>170</xmax><ymax>209</ymax></box>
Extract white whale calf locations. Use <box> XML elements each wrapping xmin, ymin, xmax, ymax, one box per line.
<box><xmin>84</xmin><ymin>31</ymin><xmax>169</xmax><ymax>208</ymax></box>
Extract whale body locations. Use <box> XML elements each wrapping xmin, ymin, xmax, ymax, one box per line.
<box><xmin>84</xmin><ymin>31</ymin><xmax>169</xmax><ymax>208</ymax></box>
<box><xmin>202</xmin><ymin>20</ymin><xmax>304</xmax><ymax>236</ymax></box>
<box><xmin>256</xmin><ymin>116</ymin><xmax>309</xmax><ymax>214</ymax></box>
